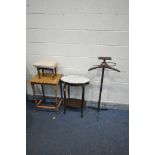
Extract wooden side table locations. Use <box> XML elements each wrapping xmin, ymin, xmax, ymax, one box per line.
<box><xmin>61</xmin><ymin>75</ymin><xmax>90</xmax><ymax>118</ymax></box>
<box><xmin>30</xmin><ymin>73</ymin><xmax>62</xmax><ymax>112</ymax></box>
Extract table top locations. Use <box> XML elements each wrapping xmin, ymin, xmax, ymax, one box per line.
<box><xmin>33</xmin><ymin>59</ymin><xmax>56</xmax><ymax>69</ymax></box>
<box><xmin>61</xmin><ymin>75</ymin><xmax>90</xmax><ymax>85</ymax></box>
<box><xmin>31</xmin><ymin>73</ymin><xmax>62</xmax><ymax>85</ymax></box>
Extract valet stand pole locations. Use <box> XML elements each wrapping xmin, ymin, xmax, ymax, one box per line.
<box><xmin>98</xmin><ymin>65</ymin><xmax>105</xmax><ymax>112</ymax></box>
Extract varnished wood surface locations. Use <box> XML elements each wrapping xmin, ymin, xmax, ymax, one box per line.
<box><xmin>64</xmin><ymin>98</ymin><xmax>86</xmax><ymax>108</ymax></box>
<box><xmin>31</xmin><ymin>73</ymin><xmax>62</xmax><ymax>85</ymax></box>
<box><xmin>30</xmin><ymin>74</ymin><xmax>62</xmax><ymax>112</ymax></box>
<box><xmin>36</xmin><ymin>97</ymin><xmax>62</xmax><ymax>112</ymax></box>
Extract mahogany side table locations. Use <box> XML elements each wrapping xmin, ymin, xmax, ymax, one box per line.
<box><xmin>61</xmin><ymin>75</ymin><xmax>90</xmax><ymax>118</ymax></box>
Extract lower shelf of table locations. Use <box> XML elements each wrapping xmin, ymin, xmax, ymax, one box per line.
<box><xmin>64</xmin><ymin>98</ymin><xmax>86</xmax><ymax>108</ymax></box>
<box><xmin>35</xmin><ymin>97</ymin><xmax>62</xmax><ymax>112</ymax></box>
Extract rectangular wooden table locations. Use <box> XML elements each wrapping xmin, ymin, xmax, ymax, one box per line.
<box><xmin>30</xmin><ymin>73</ymin><xmax>62</xmax><ymax>112</ymax></box>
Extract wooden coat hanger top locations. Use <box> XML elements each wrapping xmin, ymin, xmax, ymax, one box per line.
<box><xmin>88</xmin><ymin>57</ymin><xmax>120</xmax><ymax>72</ymax></box>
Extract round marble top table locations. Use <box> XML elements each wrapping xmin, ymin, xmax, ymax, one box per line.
<box><xmin>61</xmin><ymin>75</ymin><xmax>90</xmax><ymax>118</ymax></box>
<box><xmin>61</xmin><ymin>75</ymin><xmax>90</xmax><ymax>85</ymax></box>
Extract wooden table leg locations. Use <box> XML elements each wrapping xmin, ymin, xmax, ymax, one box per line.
<box><xmin>81</xmin><ymin>85</ymin><xmax>85</xmax><ymax>118</ymax></box>
<box><xmin>37</xmin><ymin>68</ymin><xmax>41</xmax><ymax>78</ymax></box>
<box><xmin>42</xmin><ymin>68</ymin><xmax>44</xmax><ymax>76</ymax></box>
<box><xmin>60</xmin><ymin>80</ymin><xmax>63</xmax><ymax>99</ymax></box>
<box><xmin>31</xmin><ymin>83</ymin><xmax>37</xmax><ymax>104</ymax></box>
<box><xmin>41</xmin><ymin>84</ymin><xmax>45</xmax><ymax>101</ymax></box>
<box><xmin>51</xmin><ymin>69</ymin><xmax>54</xmax><ymax>79</ymax></box>
<box><xmin>63</xmin><ymin>83</ymin><xmax>67</xmax><ymax>114</ymax></box>
<box><xmin>54</xmin><ymin>67</ymin><xmax>57</xmax><ymax>76</ymax></box>
<box><xmin>54</xmin><ymin>84</ymin><xmax>58</xmax><ymax>104</ymax></box>
<box><xmin>68</xmin><ymin>85</ymin><xmax>70</xmax><ymax>99</ymax></box>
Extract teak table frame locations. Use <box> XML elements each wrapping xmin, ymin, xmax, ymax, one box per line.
<box><xmin>30</xmin><ymin>73</ymin><xmax>62</xmax><ymax>112</ymax></box>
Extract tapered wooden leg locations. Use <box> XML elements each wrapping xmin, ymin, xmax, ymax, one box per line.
<box><xmin>68</xmin><ymin>85</ymin><xmax>70</xmax><ymax>99</ymax></box>
<box><xmin>37</xmin><ymin>68</ymin><xmax>40</xmax><ymax>78</ymax></box>
<box><xmin>81</xmin><ymin>85</ymin><xmax>85</xmax><ymax>118</ymax></box>
<box><xmin>31</xmin><ymin>83</ymin><xmax>37</xmax><ymax>104</ymax></box>
<box><xmin>54</xmin><ymin>67</ymin><xmax>57</xmax><ymax>76</ymax></box>
<box><xmin>41</xmin><ymin>84</ymin><xmax>45</xmax><ymax>101</ymax></box>
<box><xmin>54</xmin><ymin>84</ymin><xmax>58</xmax><ymax>104</ymax></box>
<box><xmin>63</xmin><ymin>83</ymin><xmax>67</xmax><ymax>114</ymax></box>
<box><xmin>52</xmin><ymin>69</ymin><xmax>54</xmax><ymax>79</ymax></box>
<box><xmin>42</xmin><ymin>68</ymin><xmax>44</xmax><ymax>76</ymax></box>
<box><xmin>60</xmin><ymin>80</ymin><xmax>63</xmax><ymax>99</ymax></box>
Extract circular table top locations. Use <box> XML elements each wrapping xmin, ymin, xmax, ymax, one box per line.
<box><xmin>61</xmin><ymin>75</ymin><xmax>90</xmax><ymax>85</ymax></box>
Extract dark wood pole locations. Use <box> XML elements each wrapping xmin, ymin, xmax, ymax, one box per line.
<box><xmin>98</xmin><ymin>66</ymin><xmax>105</xmax><ymax>112</ymax></box>
<box><xmin>63</xmin><ymin>83</ymin><xmax>67</xmax><ymax>114</ymax></box>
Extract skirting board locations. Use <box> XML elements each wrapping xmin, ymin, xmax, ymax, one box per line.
<box><xmin>26</xmin><ymin>94</ymin><xmax>129</xmax><ymax>111</ymax></box>
<box><xmin>87</xmin><ymin>101</ymin><xmax>128</xmax><ymax>110</ymax></box>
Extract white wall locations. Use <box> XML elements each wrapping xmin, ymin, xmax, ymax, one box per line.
<box><xmin>26</xmin><ymin>0</ymin><xmax>129</xmax><ymax>104</ymax></box>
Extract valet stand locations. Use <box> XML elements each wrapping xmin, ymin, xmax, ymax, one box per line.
<box><xmin>88</xmin><ymin>57</ymin><xmax>120</xmax><ymax>112</ymax></box>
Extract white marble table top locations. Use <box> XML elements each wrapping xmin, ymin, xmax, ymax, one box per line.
<box><xmin>61</xmin><ymin>75</ymin><xmax>90</xmax><ymax>84</ymax></box>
